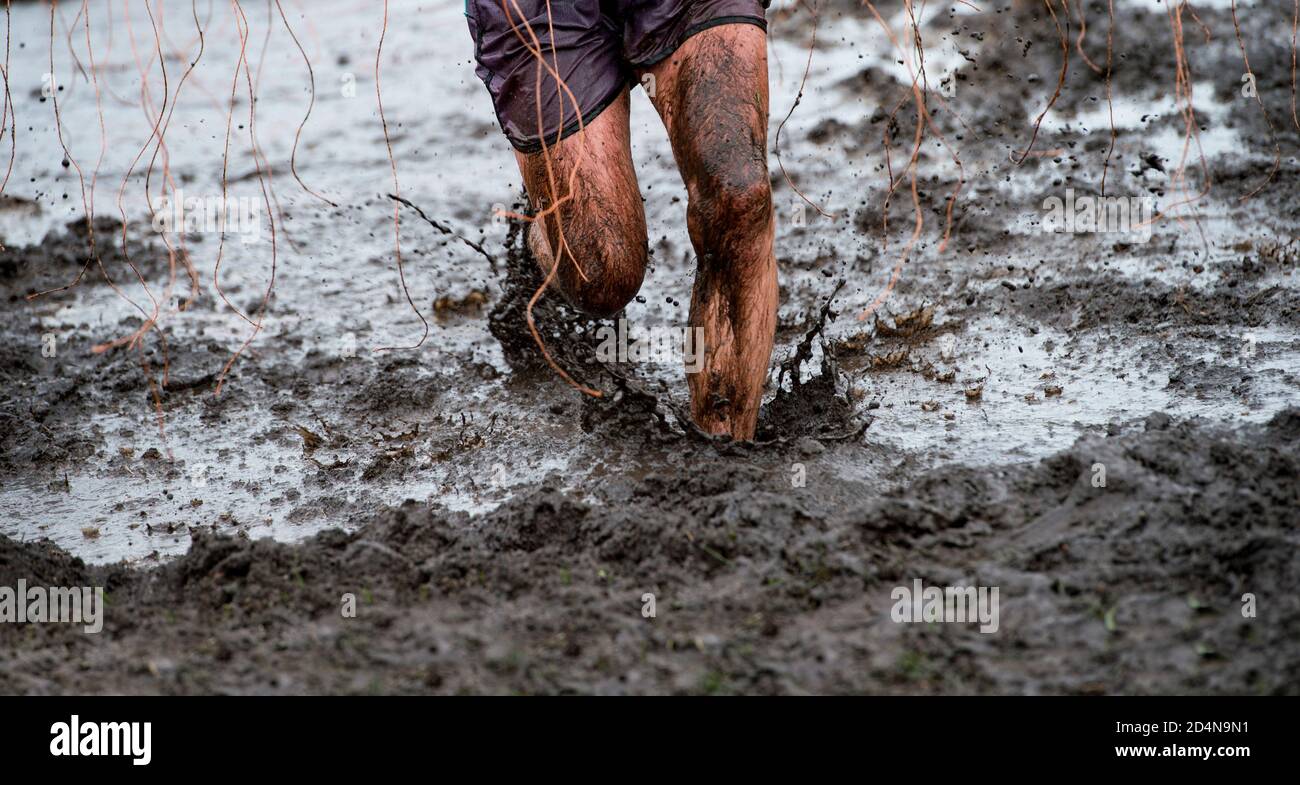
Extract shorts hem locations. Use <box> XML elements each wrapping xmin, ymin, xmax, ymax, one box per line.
<box><xmin>506</xmin><ymin>81</ymin><xmax>629</xmax><ymax>155</ymax></box>
<box><xmin>628</xmin><ymin>15</ymin><xmax>767</xmax><ymax>70</ymax></box>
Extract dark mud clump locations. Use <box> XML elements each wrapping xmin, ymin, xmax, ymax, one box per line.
<box><xmin>0</xmin><ymin>219</ymin><xmax>177</xmax><ymax>471</ymax></box>
<box><xmin>0</xmin><ymin>216</ymin><xmax>171</xmax><ymax>290</ymax></box>
<box><xmin>3</xmin><ymin>408</ymin><xmax>1296</xmax><ymax>694</ymax></box>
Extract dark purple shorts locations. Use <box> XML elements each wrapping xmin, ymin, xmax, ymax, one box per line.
<box><xmin>465</xmin><ymin>0</ymin><xmax>767</xmax><ymax>153</ymax></box>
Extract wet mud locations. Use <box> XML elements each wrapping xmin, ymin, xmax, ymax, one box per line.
<box><xmin>1</xmin><ymin>0</ymin><xmax>1298</xmax><ymax>693</ymax></box>
<box><xmin>3</xmin><ymin>409</ymin><xmax>1296</xmax><ymax>694</ymax></box>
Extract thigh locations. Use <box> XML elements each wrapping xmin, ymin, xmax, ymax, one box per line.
<box><xmin>639</xmin><ymin>23</ymin><xmax>770</xmax><ymax>202</ymax></box>
<box><xmin>515</xmin><ymin>89</ymin><xmax>648</xmax><ymax>314</ymax></box>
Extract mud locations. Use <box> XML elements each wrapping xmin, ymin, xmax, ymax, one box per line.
<box><xmin>1</xmin><ymin>0</ymin><xmax>1298</xmax><ymax>693</ymax></box>
<box><xmin>3</xmin><ymin>409</ymin><xmax>1296</xmax><ymax>694</ymax></box>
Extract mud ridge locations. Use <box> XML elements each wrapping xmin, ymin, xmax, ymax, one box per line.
<box><xmin>3</xmin><ymin>408</ymin><xmax>1296</xmax><ymax>694</ymax></box>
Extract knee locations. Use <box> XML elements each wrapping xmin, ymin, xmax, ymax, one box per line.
<box><xmin>563</xmin><ymin>242</ymin><xmax>646</xmax><ymax>319</ymax></box>
<box><xmin>687</xmin><ymin>165</ymin><xmax>773</xmax><ymax>252</ymax></box>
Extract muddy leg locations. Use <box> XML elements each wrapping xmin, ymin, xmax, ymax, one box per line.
<box><xmin>643</xmin><ymin>24</ymin><xmax>777</xmax><ymax>439</ymax></box>
<box><xmin>514</xmin><ymin>90</ymin><xmax>647</xmax><ymax>318</ymax></box>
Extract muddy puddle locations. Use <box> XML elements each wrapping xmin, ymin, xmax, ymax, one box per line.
<box><xmin>1</xmin><ymin>0</ymin><xmax>1297</xmax><ymax>693</ymax></box>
